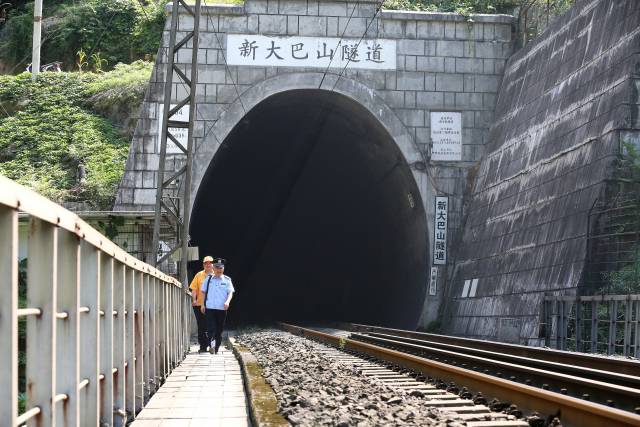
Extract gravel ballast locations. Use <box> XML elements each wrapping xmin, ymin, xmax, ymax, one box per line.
<box><xmin>235</xmin><ymin>330</ymin><xmax>474</xmax><ymax>426</ymax></box>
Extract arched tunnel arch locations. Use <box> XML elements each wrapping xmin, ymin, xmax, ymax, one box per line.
<box><xmin>189</xmin><ymin>89</ymin><xmax>428</xmax><ymax>329</ymax></box>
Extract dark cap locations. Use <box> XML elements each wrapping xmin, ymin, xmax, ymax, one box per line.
<box><xmin>213</xmin><ymin>257</ymin><xmax>226</xmax><ymax>267</ymax></box>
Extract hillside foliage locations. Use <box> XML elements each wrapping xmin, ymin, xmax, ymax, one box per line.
<box><xmin>382</xmin><ymin>0</ymin><xmax>519</xmax><ymax>14</ymax></box>
<box><xmin>0</xmin><ymin>61</ymin><xmax>152</xmax><ymax>208</ymax></box>
<box><xmin>0</xmin><ymin>0</ymin><xmax>577</xmax><ymax>73</ymax></box>
<box><xmin>0</xmin><ymin>0</ymin><xmax>165</xmax><ymax>72</ymax></box>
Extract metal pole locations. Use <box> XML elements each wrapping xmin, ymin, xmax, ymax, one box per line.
<box><xmin>151</xmin><ymin>0</ymin><xmax>181</xmax><ymax>268</ymax></box>
<box><xmin>180</xmin><ymin>0</ymin><xmax>202</xmax><ymax>288</ymax></box>
<box><xmin>31</xmin><ymin>0</ymin><xmax>43</xmax><ymax>80</ymax></box>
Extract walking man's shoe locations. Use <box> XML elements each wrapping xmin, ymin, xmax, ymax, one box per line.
<box><xmin>209</xmin><ymin>339</ymin><xmax>215</xmax><ymax>354</ymax></box>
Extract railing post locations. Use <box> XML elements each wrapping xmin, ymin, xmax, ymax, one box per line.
<box><xmin>624</xmin><ymin>296</ymin><xmax>632</xmax><ymax>357</ymax></box>
<box><xmin>168</xmin><ymin>284</ymin><xmax>173</xmax><ymax>370</ymax></box>
<box><xmin>142</xmin><ymin>274</ymin><xmax>151</xmax><ymax>402</ymax></box>
<box><xmin>113</xmin><ymin>262</ymin><xmax>126</xmax><ymax>427</ymax></box>
<box><xmin>0</xmin><ymin>206</ymin><xmax>18</xmax><ymax>427</ymax></box>
<box><xmin>608</xmin><ymin>300</ymin><xmax>617</xmax><ymax>355</ymax></box>
<box><xmin>149</xmin><ymin>277</ymin><xmax>157</xmax><ymax>394</ymax></box>
<box><xmin>27</xmin><ymin>218</ymin><xmax>58</xmax><ymax>427</ymax></box>
<box><xmin>590</xmin><ymin>300</ymin><xmax>598</xmax><ymax>353</ymax></box>
<box><xmin>559</xmin><ymin>300</ymin><xmax>565</xmax><ymax>351</ymax></box>
<box><xmin>635</xmin><ymin>299</ymin><xmax>640</xmax><ymax>358</ymax></box>
<box><xmin>168</xmin><ymin>286</ymin><xmax>173</xmax><ymax>368</ymax></box>
<box><xmin>79</xmin><ymin>241</ymin><xmax>100</xmax><ymax>426</ymax></box>
<box><xmin>575</xmin><ymin>297</ymin><xmax>582</xmax><ymax>352</ymax></box>
<box><xmin>158</xmin><ymin>283</ymin><xmax>166</xmax><ymax>381</ymax></box>
<box><xmin>171</xmin><ymin>286</ymin><xmax>176</xmax><ymax>366</ymax></box>
<box><xmin>184</xmin><ymin>291</ymin><xmax>190</xmax><ymax>355</ymax></box>
<box><xmin>99</xmin><ymin>256</ymin><xmax>114</xmax><ymax>426</ymax></box>
<box><xmin>176</xmin><ymin>288</ymin><xmax>184</xmax><ymax>361</ymax></box>
<box><xmin>125</xmin><ymin>267</ymin><xmax>135</xmax><ymax>420</ymax></box>
<box><xmin>56</xmin><ymin>228</ymin><xmax>80</xmax><ymax>426</ymax></box>
<box><xmin>134</xmin><ymin>270</ymin><xmax>144</xmax><ymax>413</ymax></box>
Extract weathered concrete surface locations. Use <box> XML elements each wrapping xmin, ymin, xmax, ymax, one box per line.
<box><xmin>114</xmin><ymin>0</ymin><xmax>514</xmax><ymax>328</ymax></box>
<box><xmin>443</xmin><ymin>0</ymin><xmax>640</xmax><ymax>344</ymax></box>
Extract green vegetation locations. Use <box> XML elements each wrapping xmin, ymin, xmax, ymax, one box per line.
<box><xmin>0</xmin><ymin>0</ymin><xmax>577</xmax><ymax>73</ymax></box>
<box><xmin>0</xmin><ymin>61</ymin><xmax>153</xmax><ymax>208</ymax></box>
<box><xmin>1</xmin><ymin>0</ymin><xmax>166</xmax><ymax>72</ymax></box>
<box><xmin>382</xmin><ymin>0</ymin><xmax>519</xmax><ymax>14</ymax></box>
<box><xmin>601</xmin><ymin>141</ymin><xmax>640</xmax><ymax>295</ymax></box>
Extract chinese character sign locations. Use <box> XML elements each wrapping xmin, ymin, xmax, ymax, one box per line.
<box><xmin>431</xmin><ymin>112</ymin><xmax>462</xmax><ymax>161</ymax></box>
<box><xmin>227</xmin><ymin>34</ymin><xmax>396</xmax><ymax>70</ymax></box>
<box><xmin>429</xmin><ymin>267</ymin><xmax>438</xmax><ymax>296</ymax></box>
<box><xmin>433</xmin><ymin>196</ymin><xmax>448</xmax><ymax>265</ymax></box>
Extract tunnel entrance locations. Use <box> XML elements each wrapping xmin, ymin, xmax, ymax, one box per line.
<box><xmin>190</xmin><ymin>89</ymin><xmax>428</xmax><ymax>329</ymax></box>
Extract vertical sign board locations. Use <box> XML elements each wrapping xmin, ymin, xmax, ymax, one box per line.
<box><xmin>157</xmin><ymin>104</ymin><xmax>190</xmax><ymax>154</ymax></box>
<box><xmin>433</xmin><ymin>196</ymin><xmax>448</xmax><ymax>265</ymax></box>
<box><xmin>429</xmin><ymin>267</ymin><xmax>438</xmax><ymax>296</ymax></box>
<box><xmin>430</xmin><ymin>112</ymin><xmax>462</xmax><ymax>161</ymax></box>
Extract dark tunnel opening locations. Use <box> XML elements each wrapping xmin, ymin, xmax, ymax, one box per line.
<box><xmin>189</xmin><ymin>89</ymin><xmax>428</xmax><ymax>329</ymax></box>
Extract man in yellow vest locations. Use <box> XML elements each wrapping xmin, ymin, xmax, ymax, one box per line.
<box><xmin>189</xmin><ymin>255</ymin><xmax>213</xmax><ymax>353</ymax></box>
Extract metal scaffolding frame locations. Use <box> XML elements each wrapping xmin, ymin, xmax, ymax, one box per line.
<box><xmin>151</xmin><ymin>0</ymin><xmax>202</xmax><ymax>286</ymax></box>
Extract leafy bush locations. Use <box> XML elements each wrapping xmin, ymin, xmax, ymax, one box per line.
<box><xmin>382</xmin><ymin>0</ymin><xmax>519</xmax><ymax>13</ymax></box>
<box><xmin>84</xmin><ymin>60</ymin><xmax>153</xmax><ymax>111</ymax></box>
<box><xmin>0</xmin><ymin>71</ymin><xmax>133</xmax><ymax>208</ymax></box>
<box><xmin>0</xmin><ymin>0</ymin><xmax>166</xmax><ymax>72</ymax></box>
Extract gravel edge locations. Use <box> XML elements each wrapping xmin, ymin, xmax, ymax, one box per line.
<box><xmin>229</xmin><ymin>336</ymin><xmax>291</xmax><ymax>427</ymax></box>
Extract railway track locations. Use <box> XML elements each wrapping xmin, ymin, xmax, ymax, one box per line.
<box><xmin>315</xmin><ymin>346</ymin><xmax>530</xmax><ymax>427</ymax></box>
<box><xmin>347</xmin><ymin>323</ymin><xmax>640</xmax><ymax>377</ymax></box>
<box><xmin>278</xmin><ymin>322</ymin><xmax>640</xmax><ymax>427</ymax></box>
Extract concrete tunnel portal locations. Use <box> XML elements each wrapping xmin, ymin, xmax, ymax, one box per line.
<box><xmin>189</xmin><ymin>89</ymin><xmax>428</xmax><ymax>329</ymax></box>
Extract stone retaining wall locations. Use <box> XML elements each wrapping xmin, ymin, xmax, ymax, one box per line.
<box><xmin>444</xmin><ymin>0</ymin><xmax>640</xmax><ymax>344</ymax></box>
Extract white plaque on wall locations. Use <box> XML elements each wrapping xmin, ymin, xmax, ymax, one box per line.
<box><xmin>430</xmin><ymin>112</ymin><xmax>462</xmax><ymax>161</ymax></box>
<box><xmin>227</xmin><ymin>34</ymin><xmax>396</xmax><ymax>70</ymax></box>
<box><xmin>157</xmin><ymin>104</ymin><xmax>190</xmax><ymax>154</ymax></box>
<box><xmin>429</xmin><ymin>267</ymin><xmax>438</xmax><ymax>296</ymax></box>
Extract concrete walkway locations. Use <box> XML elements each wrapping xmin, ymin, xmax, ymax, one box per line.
<box><xmin>131</xmin><ymin>345</ymin><xmax>251</xmax><ymax>427</ymax></box>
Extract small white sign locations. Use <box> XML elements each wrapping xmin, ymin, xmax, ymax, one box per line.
<box><xmin>469</xmin><ymin>278</ymin><xmax>479</xmax><ymax>297</ymax></box>
<box><xmin>157</xmin><ymin>104</ymin><xmax>190</xmax><ymax>154</ymax></box>
<box><xmin>227</xmin><ymin>34</ymin><xmax>396</xmax><ymax>70</ymax></box>
<box><xmin>429</xmin><ymin>267</ymin><xmax>438</xmax><ymax>296</ymax></box>
<box><xmin>461</xmin><ymin>279</ymin><xmax>470</xmax><ymax>297</ymax></box>
<box><xmin>433</xmin><ymin>196</ymin><xmax>448</xmax><ymax>265</ymax></box>
<box><xmin>431</xmin><ymin>112</ymin><xmax>462</xmax><ymax>161</ymax></box>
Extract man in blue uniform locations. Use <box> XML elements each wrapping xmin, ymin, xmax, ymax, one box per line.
<box><xmin>200</xmin><ymin>257</ymin><xmax>234</xmax><ymax>354</ymax></box>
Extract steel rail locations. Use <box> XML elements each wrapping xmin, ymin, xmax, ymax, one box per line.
<box><xmin>348</xmin><ymin>323</ymin><xmax>640</xmax><ymax>376</ymax></box>
<box><xmin>351</xmin><ymin>332</ymin><xmax>640</xmax><ymax>411</ymax></box>
<box><xmin>278</xmin><ymin>323</ymin><xmax>640</xmax><ymax>427</ymax></box>
<box><xmin>361</xmin><ymin>331</ymin><xmax>640</xmax><ymax>389</ymax></box>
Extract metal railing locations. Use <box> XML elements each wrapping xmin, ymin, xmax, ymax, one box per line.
<box><xmin>542</xmin><ymin>294</ymin><xmax>640</xmax><ymax>357</ymax></box>
<box><xmin>0</xmin><ymin>175</ymin><xmax>192</xmax><ymax>426</ymax></box>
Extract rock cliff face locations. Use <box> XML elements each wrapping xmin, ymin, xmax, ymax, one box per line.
<box><xmin>444</xmin><ymin>0</ymin><xmax>640</xmax><ymax>344</ymax></box>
